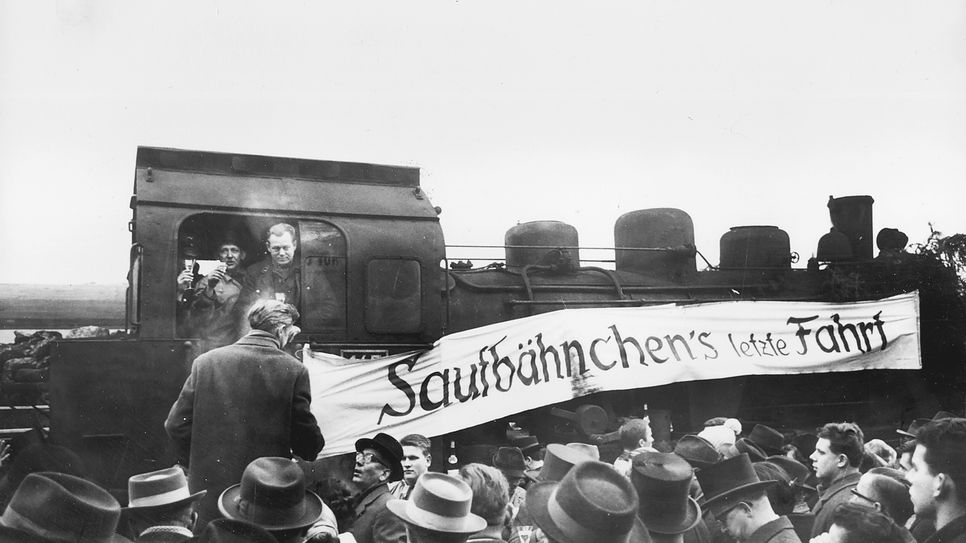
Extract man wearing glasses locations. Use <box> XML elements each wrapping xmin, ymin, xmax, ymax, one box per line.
<box><xmin>350</xmin><ymin>432</ymin><xmax>407</xmax><ymax>543</ymax></box>
<box><xmin>848</xmin><ymin>471</ymin><xmax>915</xmax><ymax>542</ymax></box>
<box><xmin>908</xmin><ymin>417</ymin><xmax>966</xmax><ymax>543</ymax></box>
<box><xmin>808</xmin><ymin>422</ymin><xmax>864</xmax><ymax>538</ymax></box>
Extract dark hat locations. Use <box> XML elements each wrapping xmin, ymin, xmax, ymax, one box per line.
<box><xmin>492</xmin><ymin>447</ymin><xmax>527</xmax><ymax>479</ymax></box>
<box><xmin>630</xmin><ymin>452</ymin><xmax>701</xmax><ymax>535</ymax></box>
<box><xmin>527</xmin><ymin>461</ymin><xmax>651</xmax><ymax>543</ymax></box>
<box><xmin>198</xmin><ymin>519</ymin><xmax>278</xmax><ymax>543</ymax></box>
<box><xmin>356</xmin><ymin>432</ymin><xmax>404</xmax><ymax>482</ymax></box>
<box><xmin>695</xmin><ymin>454</ymin><xmax>777</xmax><ymax>517</ymax></box>
<box><xmin>765</xmin><ymin>456</ymin><xmax>816</xmax><ymax>493</ymax></box>
<box><xmin>124</xmin><ymin>466</ymin><xmax>206</xmax><ymax>511</ymax></box>
<box><xmin>566</xmin><ymin>442</ymin><xmax>600</xmax><ymax>461</ymax></box>
<box><xmin>674</xmin><ymin>435</ymin><xmax>722</xmax><ymax>470</ymax></box>
<box><xmin>218</xmin><ymin>457</ymin><xmax>324</xmax><ymax>530</ymax></box>
<box><xmin>387</xmin><ymin>472</ymin><xmax>487</xmax><ymax>535</ymax></box>
<box><xmin>511</xmin><ymin>435</ymin><xmax>541</xmax><ymax>454</ymax></box>
<box><xmin>0</xmin><ymin>472</ymin><xmax>123</xmax><ymax>543</ymax></box>
<box><xmin>748</xmin><ymin>425</ymin><xmax>785</xmax><ymax>456</ymax></box>
<box><xmin>735</xmin><ymin>438</ymin><xmax>766</xmax><ymax>462</ymax></box>
<box><xmin>537</xmin><ymin>443</ymin><xmax>596</xmax><ymax>482</ymax></box>
<box><xmin>898</xmin><ymin>411</ymin><xmax>961</xmax><ymax>438</ymax></box>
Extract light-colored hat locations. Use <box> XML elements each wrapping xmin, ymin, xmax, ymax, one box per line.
<box><xmin>125</xmin><ymin>466</ymin><xmax>206</xmax><ymax>510</ymax></box>
<box><xmin>387</xmin><ymin>472</ymin><xmax>487</xmax><ymax>535</ymax></box>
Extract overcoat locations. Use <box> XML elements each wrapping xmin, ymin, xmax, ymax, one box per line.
<box><xmin>349</xmin><ymin>483</ymin><xmax>406</xmax><ymax>543</ymax></box>
<box><xmin>164</xmin><ymin>330</ymin><xmax>324</xmax><ymax>527</ymax></box>
<box><xmin>810</xmin><ymin>471</ymin><xmax>861</xmax><ymax>538</ymax></box>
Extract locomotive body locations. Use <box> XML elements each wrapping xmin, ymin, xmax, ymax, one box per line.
<box><xmin>46</xmin><ymin>147</ymin><xmax>964</xmax><ymax>492</ymax></box>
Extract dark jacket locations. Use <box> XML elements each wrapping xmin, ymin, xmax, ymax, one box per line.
<box><xmin>787</xmin><ymin>513</ymin><xmax>814</xmax><ymax>543</ymax></box>
<box><xmin>811</xmin><ymin>471</ymin><xmax>861</xmax><ymax>538</ymax></box>
<box><xmin>746</xmin><ymin>516</ymin><xmax>801</xmax><ymax>543</ymax></box>
<box><xmin>925</xmin><ymin>515</ymin><xmax>966</xmax><ymax>543</ymax></box>
<box><xmin>164</xmin><ymin>330</ymin><xmax>324</xmax><ymax>528</ymax></box>
<box><xmin>242</xmin><ymin>260</ymin><xmax>301</xmax><ymax>308</ymax></box>
<box><xmin>350</xmin><ymin>484</ymin><xmax>406</xmax><ymax>543</ymax></box>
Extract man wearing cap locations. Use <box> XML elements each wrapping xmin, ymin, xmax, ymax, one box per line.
<box><xmin>492</xmin><ymin>447</ymin><xmax>528</xmax><ymax>519</ymax></box>
<box><xmin>164</xmin><ymin>299</ymin><xmax>324</xmax><ymax>529</ymax></box>
<box><xmin>390</xmin><ymin>433</ymin><xmax>432</xmax><ymax>501</ymax></box>
<box><xmin>181</xmin><ymin>234</ymin><xmax>249</xmax><ymax>346</ymax></box>
<box><xmin>808</xmin><ymin>422</ymin><xmax>864</xmax><ymax>538</ymax></box>
<box><xmin>631</xmin><ymin>452</ymin><xmax>703</xmax><ymax>543</ymax></box>
<box><xmin>696</xmin><ymin>454</ymin><xmax>800</xmax><ymax>542</ymax></box>
<box><xmin>219</xmin><ymin>457</ymin><xmax>331</xmax><ymax>543</ymax></box>
<box><xmin>350</xmin><ymin>432</ymin><xmax>407</xmax><ymax>543</ymax></box>
<box><xmin>510</xmin><ymin>435</ymin><xmax>545</xmax><ymax>480</ymax></box>
<box><xmin>387</xmin><ymin>471</ymin><xmax>487</xmax><ymax>543</ymax></box>
<box><xmin>907</xmin><ymin>417</ymin><xmax>966</xmax><ymax>543</ymax></box>
<box><xmin>122</xmin><ymin>466</ymin><xmax>206</xmax><ymax>542</ymax></box>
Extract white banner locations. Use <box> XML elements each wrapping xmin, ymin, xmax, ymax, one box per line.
<box><xmin>305</xmin><ymin>292</ymin><xmax>920</xmax><ymax>457</ymax></box>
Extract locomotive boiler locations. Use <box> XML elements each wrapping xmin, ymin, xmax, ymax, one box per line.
<box><xmin>46</xmin><ymin>147</ymin><xmax>964</xmax><ymax>493</ymax></box>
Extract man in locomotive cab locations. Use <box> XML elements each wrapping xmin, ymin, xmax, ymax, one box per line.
<box><xmin>182</xmin><ymin>234</ymin><xmax>249</xmax><ymax>346</ymax></box>
<box><xmin>242</xmin><ymin>223</ymin><xmax>302</xmax><ymax>309</ymax></box>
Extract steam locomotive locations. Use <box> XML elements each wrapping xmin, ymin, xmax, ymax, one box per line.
<box><xmin>48</xmin><ymin>147</ymin><xmax>965</xmax><ymax>492</ymax></box>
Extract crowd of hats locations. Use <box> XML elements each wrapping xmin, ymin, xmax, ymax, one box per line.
<box><xmin>0</xmin><ymin>413</ymin><xmax>953</xmax><ymax>543</ymax></box>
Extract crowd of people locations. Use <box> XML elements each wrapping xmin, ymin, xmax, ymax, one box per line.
<box><xmin>0</xmin><ymin>246</ymin><xmax>963</xmax><ymax>542</ymax></box>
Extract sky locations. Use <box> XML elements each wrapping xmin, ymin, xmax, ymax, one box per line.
<box><xmin>1</xmin><ymin>1</ymin><xmax>964</xmax><ymax>285</ymax></box>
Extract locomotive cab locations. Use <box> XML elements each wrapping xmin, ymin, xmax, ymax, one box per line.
<box><xmin>50</xmin><ymin>147</ymin><xmax>444</xmax><ymax>491</ymax></box>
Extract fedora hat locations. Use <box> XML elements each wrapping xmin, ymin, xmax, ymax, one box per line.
<box><xmin>512</xmin><ymin>435</ymin><xmax>541</xmax><ymax>455</ymax></box>
<box><xmin>492</xmin><ymin>447</ymin><xmax>527</xmax><ymax>479</ymax></box>
<box><xmin>0</xmin><ymin>472</ymin><xmax>122</xmax><ymax>543</ymax></box>
<box><xmin>537</xmin><ymin>443</ymin><xmax>596</xmax><ymax>482</ymax></box>
<box><xmin>566</xmin><ymin>442</ymin><xmax>600</xmax><ymax>461</ymax></box>
<box><xmin>387</xmin><ymin>472</ymin><xmax>486</xmax><ymax>535</ymax></box>
<box><xmin>695</xmin><ymin>454</ymin><xmax>777</xmax><ymax>517</ymax></box>
<box><xmin>630</xmin><ymin>452</ymin><xmax>701</xmax><ymax>535</ymax></box>
<box><xmin>356</xmin><ymin>432</ymin><xmax>404</xmax><ymax>482</ymax></box>
<box><xmin>791</xmin><ymin>433</ymin><xmax>818</xmax><ymax>456</ymax></box>
<box><xmin>897</xmin><ymin>411</ymin><xmax>961</xmax><ymax>438</ymax></box>
<box><xmin>124</xmin><ymin>466</ymin><xmax>206</xmax><ymax>510</ymax></box>
<box><xmin>674</xmin><ymin>435</ymin><xmax>721</xmax><ymax>470</ymax></box>
<box><xmin>218</xmin><ymin>457</ymin><xmax>324</xmax><ymax>530</ymax></box>
<box><xmin>198</xmin><ymin>519</ymin><xmax>278</xmax><ymax>543</ymax></box>
<box><xmin>748</xmin><ymin>425</ymin><xmax>785</xmax><ymax>456</ymax></box>
<box><xmin>765</xmin><ymin>456</ymin><xmax>816</xmax><ymax>493</ymax></box>
<box><xmin>527</xmin><ymin>461</ymin><xmax>651</xmax><ymax>543</ymax></box>
<box><xmin>735</xmin><ymin>438</ymin><xmax>766</xmax><ymax>462</ymax></box>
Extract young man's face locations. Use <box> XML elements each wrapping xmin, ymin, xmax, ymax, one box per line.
<box><xmin>908</xmin><ymin>444</ymin><xmax>939</xmax><ymax>519</ymax></box>
<box><xmin>401</xmin><ymin>445</ymin><xmax>430</xmax><ymax>486</ymax></box>
<box><xmin>219</xmin><ymin>244</ymin><xmax>246</xmax><ymax>271</ymax></box>
<box><xmin>810</xmin><ymin>438</ymin><xmax>843</xmax><ymax>484</ymax></box>
<box><xmin>267</xmin><ymin>232</ymin><xmax>296</xmax><ymax>268</ymax></box>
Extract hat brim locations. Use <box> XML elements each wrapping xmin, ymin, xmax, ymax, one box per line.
<box><xmin>643</xmin><ymin>496</ymin><xmax>702</xmax><ymax>535</ymax></box>
<box><xmin>122</xmin><ymin>490</ymin><xmax>207</xmax><ymax>511</ymax></box>
<box><xmin>700</xmin><ymin>481</ymin><xmax>777</xmax><ymax>517</ymax></box>
<box><xmin>526</xmin><ymin>481</ymin><xmax>651</xmax><ymax>543</ymax></box>
<box><xmin>356</xmin><ymin>437</ymin><xmax>404</xmax><ymax>482</ymax></box>
<box><xmin>217</xmin><ymin>485</ymin><xmax>324</xmax><ymax>530</ymax></box>
<box><xmin>896</xmin><ymin>429</ymin><xmax>916</xmax><ymax>438</ymax></box>
<box><xmin>386</xmin><ymin>498</ymin><xmax>487</xmax><ymax>535</ymax></box>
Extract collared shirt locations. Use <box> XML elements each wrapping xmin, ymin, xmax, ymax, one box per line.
<box><xmin>388</xmin><ymin>479</ymin><xmax>411</xmax><ymax>500</ymax></box>
<box><xmin>746</xmin><ymin>516</ymin><xmax>801</xmax><ymax>543</ymax></box>
<box><xmin>925</xmin><ymin>515</ymin><xmax>966</xmax><ymax>543</ymax></box>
